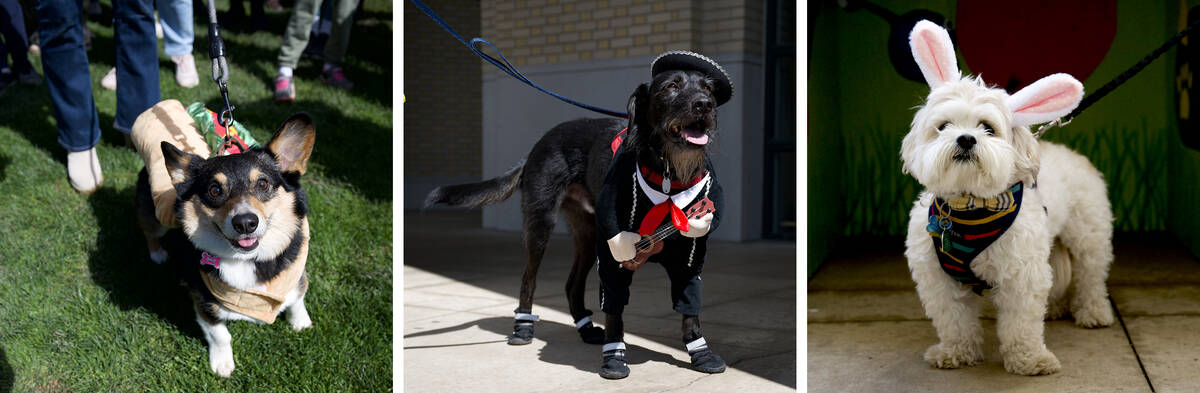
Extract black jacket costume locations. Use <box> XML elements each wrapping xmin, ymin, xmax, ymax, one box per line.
<box><xmin>594</xmin><ymin>143</ymin><xmax>724</xmax><ymax>316</ymax></box>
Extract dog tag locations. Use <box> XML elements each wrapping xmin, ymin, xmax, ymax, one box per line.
<box><xmin>661</xmin><ymin>177</ymin><xmax>671</xmax><ymax>194</ymax></box>
<box><xmin>941</xmin><ymin>230</ymin><xmax>955</xmax><ymax>253</ymax></box>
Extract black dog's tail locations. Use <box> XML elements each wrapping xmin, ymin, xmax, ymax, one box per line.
<box><xmin>424</xmin><ymin>160</ymin><xmax>525</xmax><ymax>208</ymax></box>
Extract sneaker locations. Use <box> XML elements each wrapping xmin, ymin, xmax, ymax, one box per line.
<box><xmin>274</xmin><ymin>75</ymin><xmax>295</xmax><ymax>102</ymax></box>
<box><xmin>319</xmin><ymin>66</ymin><xmax>353</xmax><ymax>90</ymax></box>
<box><xmin>28</xmin><ymin>32</ymin><xmax>40</xmax><ymax>55</ymax></box>
<box><xmin>101</xmin><ymin>68</ymin><xmax>116</xmax><ymax>90</ymax></box>
<box><xmin>67</xmin><ymin>146</ymin><xmax>104</xmax><ymax>194</ymax></box>
<box><xmin>172</xmin><ymin>54</ymin><xmax>199</xmax><ymax>88</ymax></box>
<box><xmin>17</xmin><ymin>68</ymin><xmax>42</xmax><ymax>85</ymax></box>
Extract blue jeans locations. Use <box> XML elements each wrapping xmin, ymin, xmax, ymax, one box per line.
<box><xmin>156</xmin><ymin>0</ymin><xmax>192</xmax><ymax>57</ymax></box>
<box><xmin>36</xmin><ymin>0</ymin><xmax>100</xmax><ymax>152</ymax></box>
<box><xmin>0</xmin><ymin>0</ymin><xmax>32</xmax><ymax>73</ymax></box>
<box><xmin>112</xmin><ymin>0</ymin><xmax>160</xmax><ymax>134</ymax></box>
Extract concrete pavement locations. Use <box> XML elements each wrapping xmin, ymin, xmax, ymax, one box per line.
<box><xmin>403</xmin><ymin>210</ymin><xmax>797</xmax><ymax>392</ymax></box>
<box><xmin>808</xmin><ymin>233</ymin><xmax>1200</xmax><ymax>392</ymax></box>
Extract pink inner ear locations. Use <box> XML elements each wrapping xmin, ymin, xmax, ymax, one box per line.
<box><xmin>1014</xmin><ymin>80</ymin><xmax>1079</xmax><ymax>114</ymax></box>
<box><xmin>918</xmin><ymin>29</ymin><xmax>950</xmax><ymax>83</ymax></box>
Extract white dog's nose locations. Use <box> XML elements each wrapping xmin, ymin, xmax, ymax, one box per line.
<box><xmin>956</xmin><ymin>135</ymin><xmax>976</xmax><ymax>150</ymax></box>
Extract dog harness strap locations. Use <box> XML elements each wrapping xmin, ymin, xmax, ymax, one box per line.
<box><xmin>927</xmin><ymin>182</ymin><xmax>1024</xmax><ymax>295</ymax></box>
<box><xmin>611</xmin><ymin>128</ymin><xmax>627</xmax><ymax>157</ymax></box>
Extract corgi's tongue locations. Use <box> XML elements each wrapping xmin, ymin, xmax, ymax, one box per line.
<box><xmin>682</xmin><ymin>129</ymin><xmax>709</xmax><ymax>145</ymax></box>
<box><xmin>237</xmin><ymin>237</ymin><xmax>258</xmax><ymax>248</ymax></box>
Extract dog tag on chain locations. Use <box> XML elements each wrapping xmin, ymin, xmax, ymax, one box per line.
<box><xmin>661</xmin><ymin>177</ymin><xmax>671</xmax><ymax>193</ymax></box>
<box><xmin>941</xmin><ymin>230</ymin><xmax>955</xmax><ymax>253</ymax></box>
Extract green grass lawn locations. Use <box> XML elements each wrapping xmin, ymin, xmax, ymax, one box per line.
<box><xmin>0</xmin><ymin>1</ymin><xmax>392</xmax><ymax>391</ymax></box>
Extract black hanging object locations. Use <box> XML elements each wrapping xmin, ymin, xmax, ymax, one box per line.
<box><xmin>1178</xmin><ymin>7</ymin><xmax>1200</xmax><ymax>150</ymax></box>
<box><xmin>840</xmin><ymin>0</ymin><xmax>947</xmax><ymax>84</ymax></box>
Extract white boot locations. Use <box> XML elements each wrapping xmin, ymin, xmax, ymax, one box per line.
<box><xmin>67</xmin><ymin>147</ymin><xmax>104</xmax><ymax>194</ymax></box>
<box><xmin>100</xmin><ymin>68</ymin><xmax>116</xmax><ymax>91</ymax></box>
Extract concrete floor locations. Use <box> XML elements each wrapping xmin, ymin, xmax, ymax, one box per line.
<box><xmin>403</xmin><ymin>210</ymin><xmax>797</xmax><ymax>392</ymax></box>
<box><xmin>808</xmin><ymin>233</ymin><xmax>1200</xmax><ymax>392</ymax></box>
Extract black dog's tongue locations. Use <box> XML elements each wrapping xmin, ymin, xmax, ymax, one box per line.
<box><xmin>682</xmin><ymin>129</ymin><xmax>709</xmax><ymax>145</ymax></box>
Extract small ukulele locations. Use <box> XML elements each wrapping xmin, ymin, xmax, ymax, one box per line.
<box><xmin>619</xmin><ymin>197</ymin><xmax>715</xmax><ymax>271</ymax></box>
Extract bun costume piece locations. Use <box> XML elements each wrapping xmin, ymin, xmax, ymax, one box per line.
<box><xmin>131</xmin><ymin>100</ymin><xmax>297</xmax><ymax>324</ymax></box>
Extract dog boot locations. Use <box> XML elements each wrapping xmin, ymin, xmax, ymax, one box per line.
<box><xmin>686</xmin><ymin>337</ymin><xmax>726</xmax><ymax>373</ymax></box>
<box><xmin>575</xmin><ymin>315</ymin><xmax>605</xmax><ymax>344</ymax></box>
<box><xmin>599</xmin><ymin>341</ymin><xmax>630</xmax><ymax>379</ymax></box>
<box><xmin>507</xmin><ymin>309</ymin><xmax>538</xmax><ymax>345</ymax></box>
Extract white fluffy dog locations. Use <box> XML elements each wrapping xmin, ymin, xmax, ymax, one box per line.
<box><xmin>901</xmin><ymin>21</ymin><xmax>1115</xmax><ymax>376</ymax></box>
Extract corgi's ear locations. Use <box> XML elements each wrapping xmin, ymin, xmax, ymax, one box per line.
<box><xmin>267</xmin><ymin>113</ymin><xmax>317</xmax><ymax>175</ymax></box>
<box><xmin>909</xmin><ymin>20</ymin><xmax>959</xmax><ymax>88</ymax></box>
<box><xmin>160</xmin><ymin>141</ymin><xmax>198</xmax><ymax>186</ymax></box>
<box><xmin>1005</xmin><ymin>73</ymin><xmax>1084</xmax><ymax>127</ymax></box>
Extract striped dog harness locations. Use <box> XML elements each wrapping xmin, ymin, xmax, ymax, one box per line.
<box><xmin>927</xmin><ymin>182</ymin><xmax>1024</xmax><ymax>295</ymax></box>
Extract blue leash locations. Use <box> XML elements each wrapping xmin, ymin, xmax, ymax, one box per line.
<box><xmin>409</xmin><ymin>0</ymin><xmax>629</xmax><ymax>118</ymax></box>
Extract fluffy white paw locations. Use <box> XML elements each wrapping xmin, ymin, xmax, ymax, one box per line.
<box><xmin>1073</xmin><ymin>302</ymin><xmax>1114</xmax><ymax>328</ymax></box>
<box><xmin>149</xmin><ymin>249</ymin><xmax>168</xmax><ymax>264</ymax></box>
<box><xmin>286</xmin><ymin>313</ymin><xmax>309</xmax><ymax>330</ymax></box>
<box><xmin>923</xmin><ymin>342</ymin><xmax>983</xmax><ymax>369</ymax></box>
<box><xmin>289</xmin><ymin>313</ymin><xmax>313</xmax><ymax>332</ymax></box>
<box><xmin>1003</xmin><ymin>348</ymin><xmax>1060</xmax><ymax>376</ymax></box>
<box><xmin>209</xmin><ymin>347</ymin><xmax>235</xmax><ymax>378</ymax></box>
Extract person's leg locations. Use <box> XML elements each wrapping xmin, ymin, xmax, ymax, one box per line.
<box><xmin>155</xmin><ymin>0</ymin><xmax>197</xmax><ymax>87</ymax></box>
<box><xmin>274</xmin><ymin>0</ymin><xmax>319</xmax><ymax>101</ymax></box>
<box><xmin>36</xmin><ymin>0</ymin><xmax>103</xmax><ymax>192</ymax></box>
<box><xmin>112</xmin><ymin>0</ymin><xmax>159</xmax><ymax>134</ymax></box>
<box><xmin>322</xmin><ymin>0</ymin><xmax>357</xmax><ymax>65</ymax></box>
<box><xmin>0</xmin><ymin>0</ymin><xmax>32</xmax><ymax>73</ymax></box>
<box><xmin>155</xmin><ymin>0</ymin><xmax>191</xmax><ymax>57</ymax></box>
<box><xmin>277</xmin><ymin>0</ymin><xmax>320</xmax><ymax>71</ymax></box>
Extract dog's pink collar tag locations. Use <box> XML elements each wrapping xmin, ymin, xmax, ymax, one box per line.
<box><xmin>201</xmin><ymin>252</ymin><xmax>221</xmax><ymax>268</ymax></box>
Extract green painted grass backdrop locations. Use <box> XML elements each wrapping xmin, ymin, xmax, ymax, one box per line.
<box><xmin>0</xmin><ymin>1</ymin><xmax>392</xmax><ymax>390</ymax></box>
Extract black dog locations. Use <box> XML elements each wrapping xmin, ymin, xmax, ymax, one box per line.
<box><xmin>426</xmin><ymin>51</ymin><xmax>730</xmax><ymax>379</ymax></box>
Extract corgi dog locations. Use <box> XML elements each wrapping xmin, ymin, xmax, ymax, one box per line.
<box><xmin>134</xmin><ymin>114</ymin><xmax>316</xmax><ymax>378</ymax></box>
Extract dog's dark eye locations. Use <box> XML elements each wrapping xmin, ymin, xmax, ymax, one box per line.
<box><xmin>208</xmin><ymin>184</ymin><xmax>222</xmax><ymax>198</ymax></box>
<box><xmin>666</xmin><ymin>82</ymin><xmax>679</xmax><ymax>90</ymax></box>
<box><xmin>256</xmin><ymin>179</ymin><xmax>270</xmax><ymax>192</ymax></box>
<box><xmin>981</xmin><ymin>122</ymin><xmax>995</xmax><ymax>135</ymax></box>
<box><xmin>937</xmin><ymin>122</ymin><xmax>950</xmax><ymax>131</ymax></box>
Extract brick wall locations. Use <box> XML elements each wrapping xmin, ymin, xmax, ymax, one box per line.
<box><xmin>479</xmin><ymin>0</ymin><xmax>763</xmax><ymax>69</ymax></box>
<box><xmin>404</xmin><ymin>0</ymin><xmax>481</xmax><ymax>178</ymax></box>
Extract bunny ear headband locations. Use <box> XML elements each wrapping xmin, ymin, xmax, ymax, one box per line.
<box><xmin>908</xmin><ymin>20</ymin><xmax>1084</xmax><ymax>128</ymax></box>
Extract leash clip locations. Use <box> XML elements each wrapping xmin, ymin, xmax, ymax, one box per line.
<box><xmin>1034</xmin><ymin>117</ymin><xmax>1072</xmax><ymax>138</ymax></box>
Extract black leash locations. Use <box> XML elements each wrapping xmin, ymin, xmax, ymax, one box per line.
<box><xmin>408</xmin><ymin>0</ymin><xmax>629</xmax><ymax>118</ymax></box>
<box><xmin>1038</xmin><ymin>16</ymin><xmax>1200</xmax><ymax>136</ymax></box>
<box><xmin>205</xmin><ymin>0</ymin><xmax>245</xmax><ymax>154</ymax></box>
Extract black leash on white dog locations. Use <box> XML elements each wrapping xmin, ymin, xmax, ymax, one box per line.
<box><xmin>204</xmin><ymin>0</ymin><xmax>245</xmax><ymax>154</ymax></box>
<box><xmin>408</xmin><ymin>0</ymin><xmax>629</xmax><ymax>118</ymax></box>
<box><xmin>1037</xmin><ymin>17</ymin><xmax>1200</xmax><ymax>137</ymax></box>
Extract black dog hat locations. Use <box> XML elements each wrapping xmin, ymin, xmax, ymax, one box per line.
<box><xmin>651</xmin><ymin>50</ymin><xmax>734</xmax><ymax>106</ymax></box>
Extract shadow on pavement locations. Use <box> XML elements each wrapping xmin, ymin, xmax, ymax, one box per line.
<box><xmin>403</xmin><ymin>316</ymin><xmax>692</xmax><ymax>373</ymax></box>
